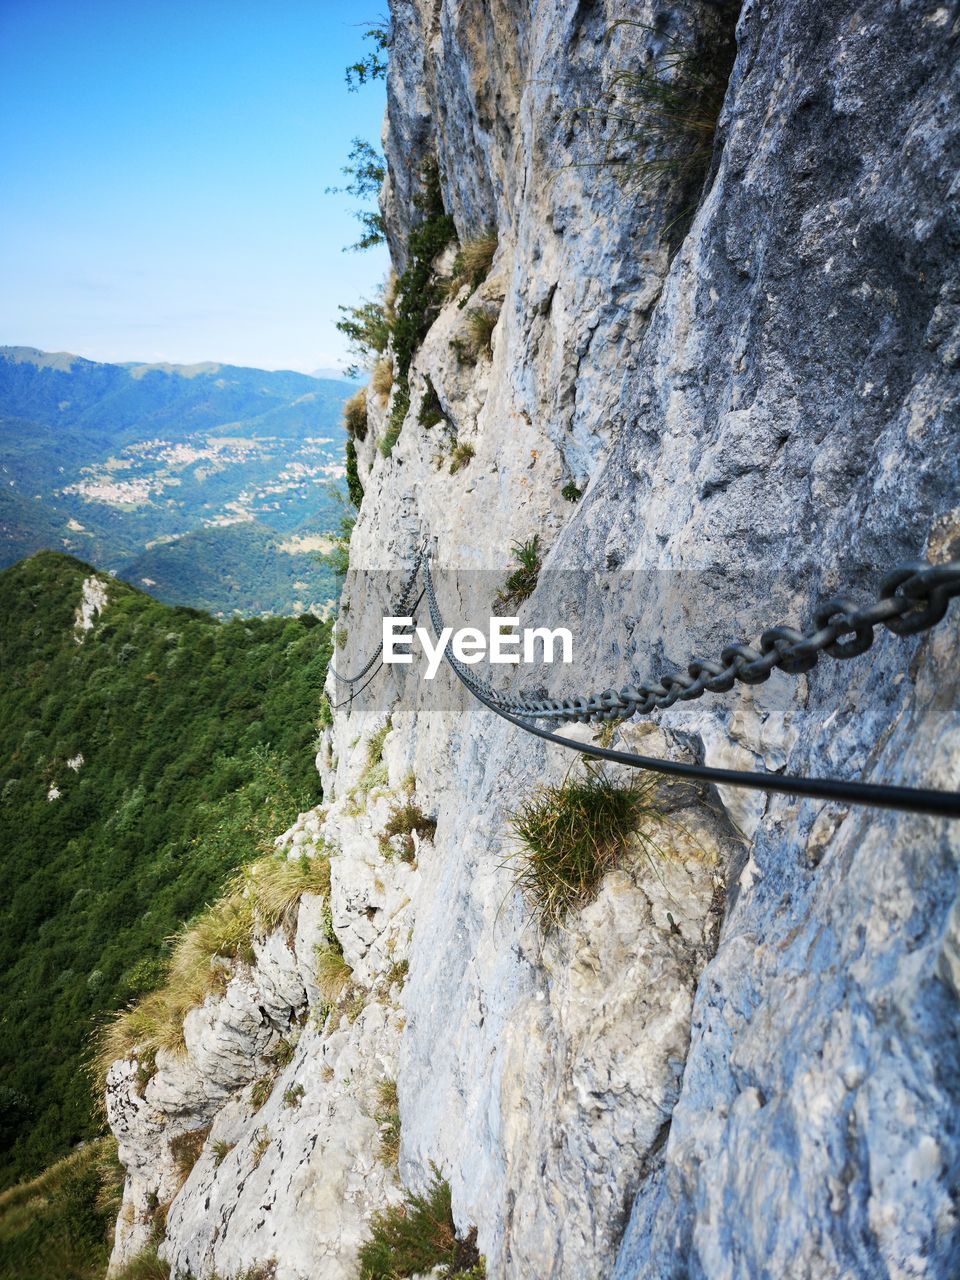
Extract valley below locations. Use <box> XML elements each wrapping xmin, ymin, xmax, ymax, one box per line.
<box><xmin>0</xmin><ymin>347</ymin><xmax>356</xmax><ymax>616</ymax></box>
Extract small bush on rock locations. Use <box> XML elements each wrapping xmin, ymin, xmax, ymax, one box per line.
<box><xmin>357</xmin><ymin>1168</ymin><xmax>483</xmax><ymax>1279</ymax></box>
<box><xmin>508</xmin><ymin>762</ymin><xmax>663</xmax><ymax>929</ymax></box>
<box><xmin>494</xmin><ymin>536</ymin><xmax>541</xmax><ymax>610</ymax></box>
<box><xmin>448</xmin><ymin>441</ymin><xmax>475</xmax><ymax>475</ymax></box>
<box><xmin>378</xmin><ymin>800</ymin><xmax>437</xmax><ymax>863</ymax></box>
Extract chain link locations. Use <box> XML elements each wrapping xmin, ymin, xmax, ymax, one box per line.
<box><xmin>328</xmin><ymin>553</ymin><xmax>423</xmax><ymax>687</ymax></box>
<box><xmin>423</xmin><ymin>558</ymin><xmax>960</xmax><ymax>724</ymax></box>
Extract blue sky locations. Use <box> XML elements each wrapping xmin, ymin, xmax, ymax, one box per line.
<box><xmin>0</xmin><ymin>0</ymin><xmax>390</xmax><ymax>373</ymax></box>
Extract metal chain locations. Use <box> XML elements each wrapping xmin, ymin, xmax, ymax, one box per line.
<box><xmin>422</xmin><ymin>556</ymin><xmax>960</xmax><ymax>818</ymax></box>
<box><xmin>328</xmin><ymin>553</ymin><xmax>423</xmax><ymax>687</ymax></box>
<box><xmin>425</xmin><ymin>558</ymin><xmax>960</xmax><ymax>725</ymax></box>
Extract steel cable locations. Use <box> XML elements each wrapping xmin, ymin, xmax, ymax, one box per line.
<box><xmin>422</xmin><ymin>556</ymin><xmax>960</xmax><ymax>818</ymax></box>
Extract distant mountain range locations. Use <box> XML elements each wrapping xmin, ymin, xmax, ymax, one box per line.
<box><xmin>0</xmin><ymin>347</ymin><xmax>353</xmax><ymax>615</ymax></box>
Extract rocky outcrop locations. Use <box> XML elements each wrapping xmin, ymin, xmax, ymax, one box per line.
<box><xmin>107</xmin><ymin>0</ymin><xmax>960</xmax><ymax>1277</ymax></box>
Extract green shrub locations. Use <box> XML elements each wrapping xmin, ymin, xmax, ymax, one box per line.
<box><xmin>381</xmin><ymin>158</ymin><xmax>456</xmax><ymax>458</ymax></box>
<box><xmin>380</xmin><ymin>382</ymin><xmax>410</xmax><ymax>458</ymax></box>
<box><xmin>337</xmin><ymin>298</ymin><xmax>392</xmax><ymax>371</ymax></box>
<box><xmin>508</xmin><ymin>762</ymin><xmax>663</xmax><ymax>930</ymax></box>
<box><xmin>357</xmin><ymin>1168</ymin><xmax>483</xmax><ymax>1279</ymax></box>
<box><xmin>494</xmin><ymin>536</ymin><xmax>541</xmax><ymax>610</ymax></box>
<box><xmin>561</xmin><ymin>481</ymin><xmax>582</xmax><ymax>502</ymax></box>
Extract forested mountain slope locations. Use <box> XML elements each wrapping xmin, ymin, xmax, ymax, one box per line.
<box><xmin>0</xmin><ymin>552</ymin><xmax>331</xmax><ymax>1189</ymax></box>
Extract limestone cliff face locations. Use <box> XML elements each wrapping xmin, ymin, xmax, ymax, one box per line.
<box><xmin>107</xmin><ymin>2</ymin><xmax>960</xmax><ymax>1277</ymax></box>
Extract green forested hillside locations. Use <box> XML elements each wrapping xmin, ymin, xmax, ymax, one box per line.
<box><xmin>0</xmin><ymin>551</ymin><xmax>332</xmax><ymax>1189</ymax></box>
<box><xmin>119</xmin><ymin>521</ymin><xmax>337</xmax><ymax>617</ymax></box>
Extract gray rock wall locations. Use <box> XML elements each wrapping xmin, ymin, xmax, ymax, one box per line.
<box><xmin>107</xmin><ymin>1</ymin><xmax>960</xmax><ymax>1276</ymax></box>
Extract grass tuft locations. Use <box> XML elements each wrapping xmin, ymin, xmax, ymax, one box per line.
<box><xmin>371</xmin><ymin>355</ymin><xmax>394</xmax><ymax>401</ymax></box>
<box><xmin>447</xmin><ymin>231</ymin><xmax>498</xmax><ymax>299</ymax></box>
<box><xmin>494</xmin><ymin>536</ymin><xmax>541</xmax><ymax>610</ymax></box>
<box><xmin>212</xmin><ymin>1139</ymin><xmax>235</xmax><ymax>1167</ymax></box>
<box><xmin>343</xmin><ymin>387</ymin><xmax>369</xmax><ymax>440</ymax></box>
<box><xmin>314</xmin><ymin>943</ymin><xmax>354</xmax><ymax>1002</ymax></box>
<box><xmin>111</xmin><ymin>1251</ymin><xmax>171</xmax><ymax>1280</ymax></box>
<box><xmin>283</xmin><ymin>1084</ymin><xmax>305</xmax><ymax>1109</ymax></box>
<box><xmin>169</xmin><ymin>1125</ymin><xmax>211</xmax><ymax>1183</ymax></box>
<box><xmin>357</xmin><ymin>1168</ymin><xmax>483</xmax><ymax>1279</ymax></box>
<box><xmin>578</xmin><ymin>12</ymin><xmax>740</xmax><ymax>242</ymax></box>
<box><xmin>448</xmin><ymin>441</ymin><xmax>476</xmax><ymax>475</ymax></box>
<box><xmin>374</xmin><ymin>1078</ymin><xmax>401</xmax><ymax>1167</ymax></box>
<box><xmin>418</xmin><ymin>376</ymin><xmax>444</xmax><ymax>428</ymax></box>
<box><xmin>508</xmin><ymin>762</ymin><xmax>663</xmax><ymax>930</ymax></box>
<box><xmin>378</xmin><ymin>801</ymin><xmax>437</xmax><ymax>863</ymax></box>
<box><xmin>464</xmin><ymin>308</ymin><xmax>498</xmax><ymax>357</ymax></box>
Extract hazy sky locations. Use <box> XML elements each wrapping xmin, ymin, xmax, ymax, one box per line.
<box><xmin>0</xmin><ymin>0</ymin><xmax>390</xmax><ymax>373</ymax></box>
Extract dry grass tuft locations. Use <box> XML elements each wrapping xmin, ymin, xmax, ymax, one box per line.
<box><xmin>371</xmin><ymin>356</ymin><xmax>394</xmax><ymax>400</ymax></box>
<box><xmin>343</xmin><ymin>387</ymin><xmax>369</xmax><ymax>441</ymax></box>
<box><xmin>459</xmin><ymin>232</ymin><xmax>498</xmax><ymax>281</ymax></box>
<box><xmin>464</xmin><ymin>308</ymin><xmax>498</xmax><ymax>357</ymax></box>
<box><xmin>169</xmin><ymin>1125</ymin><xmax>211</xmax><ymax>1183</ymax></box>
<box><xmin>508</xmin><ymin>761</ymin><xmax>664</xmax><ymax>930</ymax></box>
<box><xmin>448</xmin><ymin>441</ymin><xmax>476</xmax><ymax>475</ymax></box>
<box><xmin>447</xmin><ymin>231</ymin><xmax>498</xmax><ymax>299</ymax></box>
<box><xmin>314</xmin><ymin>943</ymin><xmax>354</xmax><ymax>1002</ymax></box>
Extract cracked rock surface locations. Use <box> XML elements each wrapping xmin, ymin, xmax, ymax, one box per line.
<box><xmin>107</xmin><ymin>0</ymin><xmax>959</xmax><ymax>1276</ymax></box>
